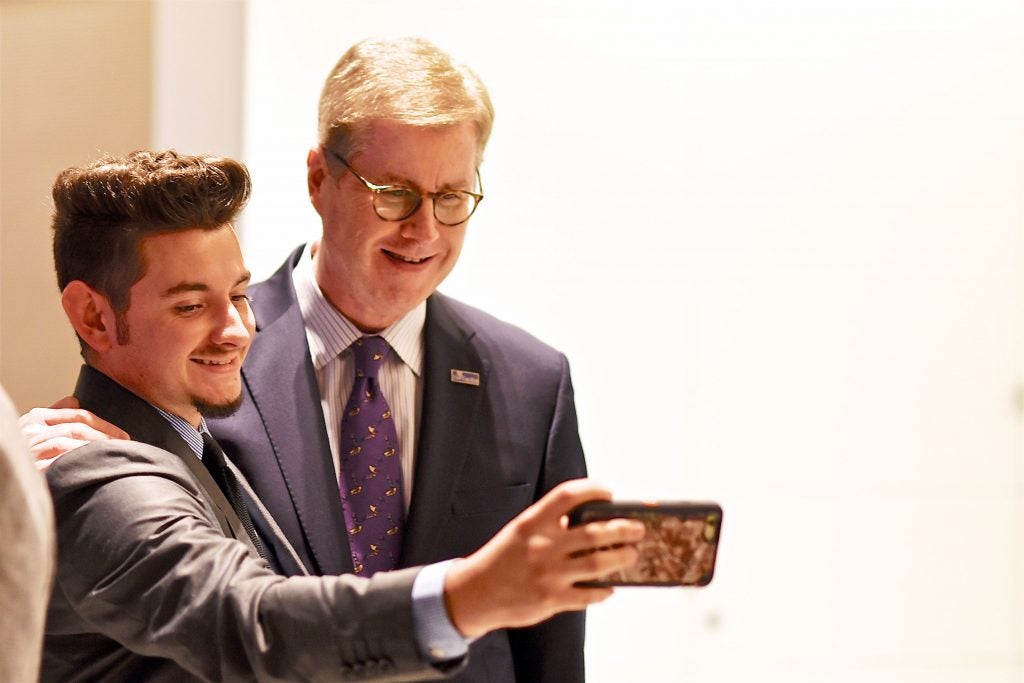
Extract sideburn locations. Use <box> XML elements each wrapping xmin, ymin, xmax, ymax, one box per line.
<box><xmin>115</xmin><ymin>311</ymin><xmax>131</xmax><ymax>345</ymax></box>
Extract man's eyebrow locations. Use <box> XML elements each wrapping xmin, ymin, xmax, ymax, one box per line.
<box><xmin>373</xmin><ymin>170</ymin><xmax>472</xmax><ymax>191</ymax></box>
<box><xmin>162</xmin><ymin>272</ymin><xmax>251</xmax><ymax>297</ymax></box>
<box><xmin>396</xmin><ymin>177</ymin><xmax>474</xmax><ymax>191</ymax></box>
<box><xmin>162</xmin><ymin>282</ymin><xmax>209</xmax><ymax>297</ymax></box>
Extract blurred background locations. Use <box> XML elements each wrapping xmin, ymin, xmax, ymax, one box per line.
<box><xmin>2</xmin><ymin>1</ymin><xmax>1022</xmax><ymax>680</ymax></box>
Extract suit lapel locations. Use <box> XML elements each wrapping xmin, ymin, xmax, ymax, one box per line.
<box><xmin>72</xmin><ymin>365</ymin><xmax>259</xmax><ymax>557</ymax></box>
<box><xmin>401</xmin><ymin>294</ymin><xmax>488</xmax><ymax>567</ymax></box>
<box><xmin>177</xmin><ymin>441</ymin><xmax>255</xmax><ymax>554</ymax></box>
<box><xmin>244</xmin><ymin>253</ymin><xmax>354</xmax><ymax>575</ymax></box>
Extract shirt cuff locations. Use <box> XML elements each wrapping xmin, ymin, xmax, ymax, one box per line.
<box><xmin>411</xmin><ymin>559</ymin><xmax>471</xmax><ymax>662</ymax></box>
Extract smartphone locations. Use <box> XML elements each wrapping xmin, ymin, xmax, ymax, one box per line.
<box><xmin>568</xmin><ymin>501</ymin><xmax>723</xmax><ymax>587</ymax></box>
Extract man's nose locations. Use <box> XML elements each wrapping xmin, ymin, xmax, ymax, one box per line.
<box><xmin>399</xmin><ymin>198</ymin><xmax>441</xmax><ymax>243</ymax></box>
<box><xmin>212</xmin><ymin>301</ymin><xmax>252</xmax><ymax>346</ymax></box>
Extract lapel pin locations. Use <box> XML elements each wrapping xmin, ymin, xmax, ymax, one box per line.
<box><xmin>450</xmin><ymin>369</ymin><xmax>481</xmax><ymax>386</ymax></box>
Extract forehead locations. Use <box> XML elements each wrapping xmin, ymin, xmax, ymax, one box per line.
<box><xmin>134</xmin><ymin>226</ymin><xmax>247</xmax><ymax>291</ymax></box>
<box><xmin>351</xmin><ymin>120</ymin><xmax>479</xmax><ymax>183</ymax></box>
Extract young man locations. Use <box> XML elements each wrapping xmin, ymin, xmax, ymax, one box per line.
<box><xmin>41</xmin><ymin>150</ymin><xmax>642</xmax><ymax>682</ymax></box>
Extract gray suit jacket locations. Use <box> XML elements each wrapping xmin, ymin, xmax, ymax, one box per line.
<box><xmin>211</xmin><ymin>246</ymin><xmax>589</xmax><ymax>682</ymax></box>
<box><xmin>43</xmin><ymin>365</ymin><xmax>463</xmax><ymax>682</ymax></box>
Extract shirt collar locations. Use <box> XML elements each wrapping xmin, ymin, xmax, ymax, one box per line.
<box><xmin>153</xmin><ymin>405</ymin><xmax>208</xmax><ymax>460</ymax></box>
<box><xmin>292</xmin><ymin>242</ymin><xmax>425</xmax><ymax>374</ymax></box>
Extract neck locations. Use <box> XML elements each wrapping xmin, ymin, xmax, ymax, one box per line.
<box><xmin>311</xmin><ymin>246</ymin><xmax>401</xmax><ymax>333</ymax></box>
<box><xmin>87</xmin><ymin>359</ymin><xmax>202</xmax><ymax>429</ymax></box>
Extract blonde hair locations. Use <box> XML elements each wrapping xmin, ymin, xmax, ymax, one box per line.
<box><xmin>318</xmin><ymin>37</ymin><xmax>494</xmax><ymax>163</ymax></box>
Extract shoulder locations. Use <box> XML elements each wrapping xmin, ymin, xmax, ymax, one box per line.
<box><xmin>429</xmin><ymin>292</ymin><xmax>567</xmax><ymax>371</ymax></box>
<box><xmin>249</xmin><ymin>244</ymin><xmax>306</xmax><ymax>330</ymax></box>
<box><xmin>46</xmin><ymin>440</ymin><xmax>201</xmax><ymax>503</ymax></box>
<box><xmin>44</xmin><ymin>440</ymin><xmax>228</xmax><ymax>580</ymax></box>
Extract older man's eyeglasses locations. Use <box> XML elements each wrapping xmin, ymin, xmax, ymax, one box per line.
<box><xmin>325</xmin><ymin>149</ymin><xmax>484</xmax><ymax>227</ymax></box>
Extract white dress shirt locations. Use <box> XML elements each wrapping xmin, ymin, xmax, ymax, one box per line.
<box><xmin>292</xmin><ymin>242</ymin><xmax>424</xmax><ymax>511</ymax></box>
<box><xmin>291</xmin><ymin>243</ymin><xmax>468</xmax><ymax>660</ymax></box>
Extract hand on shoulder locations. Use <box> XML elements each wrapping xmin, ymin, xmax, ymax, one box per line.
<box><xmin>19</xmin><ymin>396</ymin><xmax>130</xmax><ymax>470</ymax></box>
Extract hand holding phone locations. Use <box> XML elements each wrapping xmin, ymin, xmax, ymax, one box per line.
<box><xmin>568</xmin><ymin>501</ymin><xmax>723</xmax><ymax>587</ymax></box>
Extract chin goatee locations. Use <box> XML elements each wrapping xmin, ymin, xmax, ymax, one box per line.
<box><xmin>193</xmin><ymin>393</ymin><xmax>244</xmax><ymax>419</ymax></box>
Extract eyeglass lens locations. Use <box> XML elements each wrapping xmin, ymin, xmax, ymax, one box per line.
<box><xmin>374</xmin><ymin>188</ymin><xmax>477</xmax><ymax>226</ymax></box>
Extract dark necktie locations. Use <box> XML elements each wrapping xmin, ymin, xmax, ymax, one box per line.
<box><xmin>338</xmin><ymin>336</ymin><xmax>404</xmax><ymax>576</ymax></box>
<box><xmin>201</xmin><ymin>431</ymin><xmax>266</xmax><ymax>560</ymax></box>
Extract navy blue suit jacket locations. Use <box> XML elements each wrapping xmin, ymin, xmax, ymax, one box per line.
<box><xmin>211</xmin><ymin>246</ymin><xmax>588</xmax><ymax>682</ymax></box>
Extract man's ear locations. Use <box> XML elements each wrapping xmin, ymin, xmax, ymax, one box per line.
<box><xmin>307</xmin><ymin>147</ymin><xmax>328</xmax><ymax>215</ymax></box>
<box><xmin>61</xmin><ymin>281</ymin><xmax>118</xmax><ymax>353</ymax></box>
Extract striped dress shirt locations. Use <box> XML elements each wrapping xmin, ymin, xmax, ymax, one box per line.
<box><xmin>154</xmin><ymin>406</ymin><xmax>207</xmax><ymax>459</ymax></box>
<box><xmin>291</xmin><ymin>243</ymin><xmax>424</xmax><ymax>511</ymax></box>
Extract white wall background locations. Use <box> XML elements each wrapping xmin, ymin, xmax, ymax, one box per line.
<box><xmin>238</xmin><ymin>1</ymin><xmax>1024</xmax><ymax>680</ymax></box>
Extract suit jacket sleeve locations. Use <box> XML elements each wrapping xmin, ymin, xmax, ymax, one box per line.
<box><xmin>47</xmin><ymin>441</ymin><xmax>462</xmax><ymax>683</ymax></box>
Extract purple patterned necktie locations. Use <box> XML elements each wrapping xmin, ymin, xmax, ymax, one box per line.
<box><xmin>339</xmin><ymin>336</ymin><xmax>404</xmax><ymax>575</ymax></box>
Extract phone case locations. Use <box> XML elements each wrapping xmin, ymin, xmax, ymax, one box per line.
<box><xmin>568</xmin><ymin>501</ymin><xmax>723</xmax><ymax>587</ymax></box>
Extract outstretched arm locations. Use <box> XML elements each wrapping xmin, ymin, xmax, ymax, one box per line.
<box><xmin>50</xmin><ymin>443</ymin><xmax>639</xmax><ymax>682</ymax></box>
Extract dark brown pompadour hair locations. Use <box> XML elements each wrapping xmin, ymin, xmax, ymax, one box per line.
<box><xmin>51</xmin><ymin>150</ymin><xmax>251</xmax><ymax>344</ymax></box>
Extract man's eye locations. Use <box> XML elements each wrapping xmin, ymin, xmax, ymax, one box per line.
<box><xmin>382</xmin><ymin>188</ymin><xmax>415</xmax><ymax>201</ymax></box>
<box><xmin>437</xmin><ymin>192</ymin><xmax>466</xmax><ymax>207</ymax></box>
<box><xmin>231</xmin><ymin>294</ymin><xmax>252</xmax><ymax>305</ymax></box>
<box><xmin>175</xmin><ymin>304</ymin><xmax>202</xmax><ymax>314</ymax></box>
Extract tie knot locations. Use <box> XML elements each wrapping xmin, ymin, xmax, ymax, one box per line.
<box><xmin>200</xmin><ymin>430</ymin><xmax>221</xmax><ymax>460</ymax></box>
<box><xmin>199</xmin><ymin>430</ymin><xmax>227</xmax><ymax>480</ymax></box>
<box><xmin>351</xmin><ymin>336</ymin><xmax>390</xmax><ymax>379</ymax></box>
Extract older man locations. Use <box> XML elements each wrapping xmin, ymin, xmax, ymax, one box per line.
<box><xmin>215</xmin><ymin>38</ymin><xmax>590</xmax><ymax>681</ymax></box>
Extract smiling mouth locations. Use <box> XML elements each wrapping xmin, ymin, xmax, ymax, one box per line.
<box><xmin>192</xmin><ymin>358</ymin><xmax>234</xmax><ymax>366</ymax></box>
<box><xmin>383</xmin><ymin>249</ymin><xmax>432</xmax><ymax>265</ymax></box>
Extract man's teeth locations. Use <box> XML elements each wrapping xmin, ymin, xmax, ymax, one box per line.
<box><xmin>194</xmin><ymin>359</ymin><xmax>231</xmax><ymax>366</ymax></box>
<box><xmin>388</xmin><ymin>251</ymin><xmax>425</xmax><ymax>264</ymax></box>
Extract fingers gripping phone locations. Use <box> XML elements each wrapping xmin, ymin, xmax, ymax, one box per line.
<box><xmin>568</xmin><ymin>501</ymin><xmax>723</xmax><ymax>587</ymax></box>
